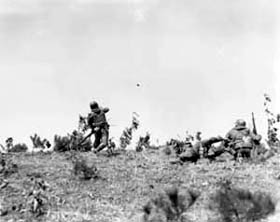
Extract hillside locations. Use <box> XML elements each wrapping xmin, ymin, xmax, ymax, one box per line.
<box><xmin>1</xmin><ymin>148</ymin><xmax>280</xmax><ymax>222</ymax></box>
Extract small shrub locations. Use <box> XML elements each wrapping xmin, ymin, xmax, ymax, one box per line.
<box><xmin>120</xmin><ymin>128</ymin><xmax>133</xmax><ymax>149</ymax></box>
<box><xmin>163</xmin><ymin>146</ymin><xmax>172</xmax><ymax>155</ymax></box>
<box><xmin>53</xmin><ymin>135</ymin><xmax>71</xmax><ymax>152</ymax></box>
<box><xmin>136</xmin><ymin>133</ymin><xmax>151</xmax><ymax>152</ymax></box>
<box><xmin>9</xmin><ymin>143</ymin><xmax>28</xmax><ymax>152</ymax></box>
<box><xmin>30</xmin><ymin>134</ymin><xmax>51</xmax><ymax>150</ymax></box>
<box><xmin>143</xmin><ymin>186</ymin><xmax>199</xmax><ymax>222</ymax></box>
<box><xmin>26</xmin><ymin>177</ymin><xmax>49</xmax><ymax>217</ymax></box>
<box><xmin>107</xmin><ymin>138</ymin><xmax>116</xmax><ymax>155</ymax></box>
<box><xmin>71</xmin><ymin>154</ymin><xmax>98</xmax><ymax>180</ymax></box>
<box><xmin>3</xmin><ymin>163</ymin><xmax>18</xmax><ymax>178</ymax></box>
<box><xmin>212</xmin><ymin>180</ymin><xmax>275</xmax><ymax>222</ymax></box>
<box><xmin>53</xmin><ymin>133</ymin><xmax>92</xmax><ymax>152</ymax></box>
<box><xmin>0</xmin><ymin>154</ymin><xmax>18</xmax><ymax>177</ymax></box>
<box><xmin>264</xmin><ymin>94</ymin><xmax>280</xmax><ymax>148</ymax></box>
<box><xmin>167</xmin><ymin>139</ymin><xmax>188</xmax><ymax>155</ymax></box>
<box><xmin>78</xmin><ymin>115</ymin><xmax>89</xmax><ymax>133</ymax></box>
<box><xmin>119</xmin><ymin>114</ymin><xmax>140</xmax><ymax>149</ymax></box>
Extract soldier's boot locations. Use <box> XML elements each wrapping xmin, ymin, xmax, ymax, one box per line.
<box><xmin>95</xmin><ymin>143</ymin><xmax>107</xmax><ymax>153</ymax></box>
<box><xmin>236</xmin><ymin>150</ymin><xmax>243</xmax><ymax>163</ymax></box>
<box><xmin>210</xmin><ymin>145</ymin><xmax>226</xmax><ymax>160</ymax></box>
<box><xmin>232</xmin><ymin>151</ymin><xmax>238</xmax><ymax>161</ymax></box>
<box><xmin>92</xmin><ymin>140</ymin><xmax>100</xmax><ymax>153</ymax></box>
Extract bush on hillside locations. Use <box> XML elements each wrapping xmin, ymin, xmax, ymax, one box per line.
<box><xmin>70</xmin><ymin>153</ymin><xmax>98</xmax><ymax>180</ymax></box>
<box><xmin>30</xmin><ymin>134</ymin><xmax>51</xmax><ymax>150</ymax></box>
<box><xmin>53</xmin><ymin>133</ymin><xmax>92</xmax><ymax>152</ymax></box>
<box><xmin>0</xmin><ymin>154</ymin><xmax>18</xmax><ymax>177</ymax></box>
<box><xmin>211</xmin><ymin>180</ymin><xmax>275</xmax><ymax>222</ymax></box>
<box><xmin>142</xmin><ymin>186</ymin><xmax>199</xmax><ymax>222</ymax></box>
<box><xmin>9</xmin><ymin>143</ymin><xmax>28</xmax><ymax>153</ymax></box>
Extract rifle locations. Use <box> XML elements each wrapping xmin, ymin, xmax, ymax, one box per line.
<box><xmin>252</xmin><ymin>112</ymin><xmax>257</xmax><ymax>135</ymax></box>
<box><xmin>77</xmin><ymin>117</ymin><xmax>110</xmax><ymax>147</ymax></box>
<box><xmin>76</xmin><ymin>121</ymin><xmax>106</xmax><ymax>146</ymax></box>
<box><xmin>77</xmin><ymin>130</ymin><xmax>94</xmax><ymax>146</ymax></box>
<box><xmin>251</xmin><ymin>112</ymin><xmax>258</xmax><ymax>159</ymax></box>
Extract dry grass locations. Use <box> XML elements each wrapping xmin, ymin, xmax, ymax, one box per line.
<box><xmin>0</xmin><ymin>149</ymin><xmax>280</xmax><ymax>222</ymax></box>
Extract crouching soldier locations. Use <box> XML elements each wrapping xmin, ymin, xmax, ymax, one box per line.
<box><xmin>87</xmin><ymin>101</ymin><xmax>110</xmax><ymax>153</ymax></box>
<box><xmin>177</xmin><ymin>145</ymin><xmax>200</xmax><ymax>163</ymax></box>
<box><xmin>5</xmin><ymin>137</ymin><xmax>13</xmax><ymax>152</ymax></box>
<box><xmin>171</xmin><ymin>136</ymin><xmax>228</xmax><ymax>164</ymax></box>
<box><xmin>225</xmin><ymin>119</ymin><xmax>262</xmax><ymax>160</ymax></box>
<box><xmin>197</xmin><ymin>136</ymin><xmax>226</xmax><ymax>160</ymax></box>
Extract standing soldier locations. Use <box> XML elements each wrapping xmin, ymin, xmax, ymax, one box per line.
<box><xmin>87</xmin><ymin>101</ymin><xmax>110</xmax><ymax>153</ymax></box>
<box><xmin>5</xmin><ymin>137</ymin><xmax>13</xmax><ymax>152</ymax></box>
<box><xmin>225</xmin><ymin>119</ymin><xmax>262</xmax><ymax>160</ymax></box>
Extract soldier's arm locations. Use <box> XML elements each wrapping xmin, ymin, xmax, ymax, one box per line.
<box><xmin>223</xmin><ymin>132</ymin><xmax>232</xmax><ymax>147</ymax></box>
<box><xmin>225</xmin><ymin>131</ymin><xmax>231</xmax><ymax>139</ymax></box>
<box><xmin>87</xmin><ymin>113</ymin><xmax>93</xmax><ymax>121</ymax></box>
<box><xmin>249</xmin><ymin>130</ymin><xmax>262</xmax><ymax>142</ymax></box>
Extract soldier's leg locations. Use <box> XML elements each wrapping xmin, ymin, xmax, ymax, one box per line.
<box><xmin>179</xmin><ymin>148</ymin><xmax>199</xmax><ymax>163</ymax></box>
<box><xmin>233</xmin><ymin>149</ymin><xmax>239</xmax><ymax>160</ymax></box>
<box><xmin>241</xmin><ymin>148</ymin><xmax>251</xmax><ymax>159</ymax></box>
<box><xmin>262</xmin><ymin>149</ymin><xmax>274</xmax><ymax>160</ymax></box>
<box><xmin>93</xmin><ymin>132</ymin><xmax>101</xmax><ymax>150</ymax></box>
<box><xmin>207</xmin><ymin>145</ymin><xmax>225</xmax><ymax>159</ymax></box>
<box><xmin>213</xmin><ymin>145</ymin><xmax>225</xmax><ymax>157</ymax></box>
<box><xmin>96</xmin><ymin>129</ymin><xmax>109</xmax><ymax>152</ymax></box>
<box><xmin>200</xmin><ymin>137</ymin><xmax>224</xmax><ymax>158</ymax></box>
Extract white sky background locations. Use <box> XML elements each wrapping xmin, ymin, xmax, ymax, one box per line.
<box><xmin>0</xmin><ymin>0</ymin><xmax>279</xmax><ymax>146</ymax></box>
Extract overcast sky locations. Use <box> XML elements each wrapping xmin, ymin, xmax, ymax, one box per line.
<box><xmin>0</xmin><ymin>0</ymin><xmax>279</xmax><ymax>146</ymax></box>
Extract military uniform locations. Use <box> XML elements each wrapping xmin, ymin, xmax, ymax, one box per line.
<box><xmin>225</xmin><ymin>119</ymin><xmax>261</xmax><ymax>159</ymax></box>
<box><xmin>5</xmin><ymin>137</ymin><xmax>13</xmax><ymax>152</ymax></box>
<box><xmin>198</xmin><ymin>136</ymin><xmax>225</xmax><ymax>159</ymax></box>
<box><xmin>87</xmin><ymin>102</ymin><xmax>110</xmax><ymax>153</ymax></box>
<box><xmin>178</xmin><ymin>144</ymin><xmax>200</xmax><ymax>163</ymax></box>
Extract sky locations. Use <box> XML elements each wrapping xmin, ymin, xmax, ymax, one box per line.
<box><xmin>0</xmin><ymin>0</ymin><xmax>279</xmax><ymax>147</ymax></box>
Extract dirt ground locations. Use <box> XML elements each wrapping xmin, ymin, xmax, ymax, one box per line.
<box><xmin>1</xmin><ymin>148</ymin><xmax>280</xmax><ymax>222</ymax></box>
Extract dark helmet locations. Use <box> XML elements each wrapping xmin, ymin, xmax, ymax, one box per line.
<box><xmin>90</xmin><ymin>101</ymin><xmax>99</xmax><ymax>110</ymax></box>
<box><xmin>6</xmin><ymin>137</ymin><xmax>13</xmax><ymax>143</ymax></box>
<box><xmin>235</xmin><ymin>119</ymin><xmax>246</xmax><ymax>127</ymax></box>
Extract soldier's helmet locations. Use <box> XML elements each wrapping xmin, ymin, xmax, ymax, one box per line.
<box><xmin>90</xmin><ymin>101</ymin><xmax>99</xmax><ymax>110</ymax></box>
<box><xmin>72</xmin><ymin>130</ymin><xmax>78</xmax><ymax>136</ymax></box>
<box><xmin>6</xmin><ymin>137</ymin><xmax>13</xmax><ymax>143</ymax></box>
<box><xmin>235</xmin><ymin>119</ymin><xmax>246</xmax><ymax>127</ymax></box>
